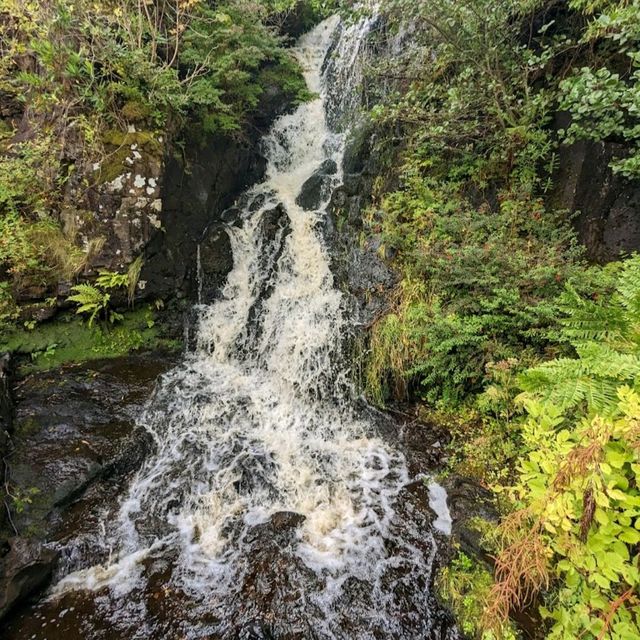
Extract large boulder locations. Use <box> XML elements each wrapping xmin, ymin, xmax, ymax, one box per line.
<box><xmin>5</xmin><ymin>355</ymin><xmax>173</xmax><ymax>540</ymax></box>
<box><xmin>296</xmin><ymin>159</ymin><xmax>338</xmax><ymax>210</ymax></box>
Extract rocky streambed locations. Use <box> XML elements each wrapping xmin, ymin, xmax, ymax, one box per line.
<box><xmin>0</xmin><ymin>351</ymin><xmax>478</xmax><ymax>639</ymax></box>
<box><xmin>0</xmin><ymin>354</ymin><xmax>176</xmax><ymax>624</ymax></box>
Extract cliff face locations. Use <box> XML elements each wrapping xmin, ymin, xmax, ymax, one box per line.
<box><xmin>0</xmin><ymin>85</ymin><xmax>298</xmax><ymax>322</ymax></box>
<box><xmin>60</xmin><ymin>128</ymin><xmax>166</xmax><ymax>281</ymax></box>
<box><xmin>550</xmin><ymin>131</ymin><xmax>640</xmax><ymax>262</ymax></box>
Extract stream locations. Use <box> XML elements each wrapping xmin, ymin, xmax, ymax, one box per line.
<box><xmin>2</xmin><ymin>15</ymin><xmax>458</xmax><ymax>640</ymax></box>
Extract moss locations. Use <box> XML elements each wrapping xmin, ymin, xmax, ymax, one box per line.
<box><xmin>437</xmin><ymin>550</ymin><xmax>518</xmax><ymax>639</ymax></box>
<box><xmin>0</xmin><ymin>308</ymin><xmax>181</xmax><ymax>375</ymax></box>
<box><xmin>15</xmin><ymin>416</ymin><xmax>40</xmax><ymax>438</ymax></box>
<box><xmin>0</xmin><ymin>119</ymin><xmax>13</xmax><ymax>152</ymax></box>
<box><xmin>102</xmin><ymin>129</ymin><xmax>163</xmax><ymax>154</ymax></box>
<box><xmin>121</xmin><ymin>100</ymin><xmax>152</xmax><ymax>123</ymax></box>
<box><xmin>257</xmin><ymin>56</ymin><xmax>314</xmax><ymax>106</ymax></box>
<box><xmin>98</xmin><ymin>129</ymin><xmax>164</xmax><ymax>184</ymax></box>
<box><xmin>97</xmin><ymin>146</ymin><xmax>131</xmax><ymax>184</ymax></box>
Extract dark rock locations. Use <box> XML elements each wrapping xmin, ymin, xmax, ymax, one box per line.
<box><xmin>17</xmin><ymin>303</ymin><xmax>58</xmax><ymax>325</ymax></box>
<box><xmin>142</xmin><ymin>132</ymin><xmax>267</xmax><ymax>301</ymax></box>
<box><xmin>343</xmin><ymin>127</ymin><xmax>372</xmax><ymax>175</ymax></box>
<box><xmin>269</xmin><ymin>4</ymin><xmax>322</xmax><ymax>41</ymax></box>
<box><xmin>5</xmin><ymin>354</ymin><xmax>173</xmax><ymax>540</ymax></box>
<box><xmin>295</xmin><ymin>159</ymin><xmax>338</xmax><ymax>210</ymax></box>
<box><xmin>0</xmin><ymin>537</ymin><xmax>58</xmax><ymax>621</ymax></box>
<box><xmin>442</xmin><ymin>476</ymin><xmax>498</xmax><ymax>562</ymax></box>
<box><xmin>243</xmin><ymin>205</ymin><xmax>292</xmax><ymax>343</ymax></box>
<box><xmin>0</xmin><ymin>354</ymin><xmax>13</xmax><ymax>437</ymax></box>
<box><xmin>198</xmin><ymin>225</ymin><xmax>234</xmax><ymax>303</ymax></box>
<box><xmin>143</xmin><ymin>81</ymin><xmax>299</xmax><ymax>304</ymax></box>
<box><xmin>550</xmin><ymin>113</ymin><xmax>640</xmax><ymax>262</ymax></box>
<box><xmin>0</xmin><ymin>354</ymin><xmax>14</xmax><ymax>544</ymax></box>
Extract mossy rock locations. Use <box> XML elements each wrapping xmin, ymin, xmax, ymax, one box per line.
<box><xmin>0</xmin><ymin>309</ymin><xmax>180</xmax><ymax>375</ymax></box>
<box><xmin>98</xmin><ymin>129</ymin><xmax>164</xmax><ymax>184</ymax></box>
<box><xmin>121</xmin><ymin>100</ymin><xmax>152</xmax><ymax>124</ymax></box>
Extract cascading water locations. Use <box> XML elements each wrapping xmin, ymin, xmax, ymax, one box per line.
<box><xmin>5</xmin><ymin>15</ymin><xmax>457</xmax><ymax>640</ymax></box>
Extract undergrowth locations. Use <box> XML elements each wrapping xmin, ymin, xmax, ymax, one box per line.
<box><xmin>360</xmin><ymin>0</ymin><xmax>640</xmax><ymax>638</ymax></box>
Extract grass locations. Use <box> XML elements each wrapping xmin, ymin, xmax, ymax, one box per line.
<box><xmin>0</xmin><ymin>308</ymin><xmax>181</xmax><ymax>375</ymax></box>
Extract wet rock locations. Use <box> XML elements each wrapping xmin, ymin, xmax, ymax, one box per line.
<box><xmin>550</xmin><ymin>113</ymin><xmax>640</xmax><ymax>262</ymax></box>
<box><xmin>442</xmin><ymin>476</ymin><xmax>498</xmax><ymax>561</ymax></box>
<box><xmin>6</xmin><ymin>354</ymin><xmax>173</xmax><ymax>540</ymax></box>
<box><xmin>0</xmin><ymin>353</ymin><xmax>13</xmax><ymax>436</ymax></box>
<box><xmin>296</xmin><ymin>159</ymin><xmax>338</xmax><ymax>210</ymax></box>
<box><xmin>0</xmin><ymin>537</ymin><xmax>58</xmax><ymax>621</ymax></box>
<box><xmin>198</xmin><ymin>225</ymin><xmax>234</xmax><ymax>303</ymax></box>
<box><xmin>243</xmin><ymin>204</ymin><xmax>292</xmax><ymax>343</ymax></box>
<box><xmin>0</xmin><ymin>354</ymin><xmax>14</xmax><ymax>544</ymax></box>
<box><xmin>144</xmin><ymin>82</ymin><xmax>299</xmax><ymax>303</ymax></box>
<box><xmin>224</xmin><ymin>512</ymin><xmax>322</xmax><ymax>640</ymax></box>
<box><xmin>245</xmin><ymin>511</ymin><xmax>306</xmax><ymax>547</ymax></box>
<box><xmin>323</xmin><ymin>123</ymin><xmax>397</xmax><ymax>326</ymax></box>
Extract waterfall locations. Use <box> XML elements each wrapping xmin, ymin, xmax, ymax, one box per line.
<box><xmin>37</xmin><ymin>15</ymin><xmax>457</xmax><ymax>640</ymax></box>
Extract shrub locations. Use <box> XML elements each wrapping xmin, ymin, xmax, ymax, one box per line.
<box><xmin>487</xmin><ymin>256</ymin><xmax>640</xmax><ymax>639</ymax></box>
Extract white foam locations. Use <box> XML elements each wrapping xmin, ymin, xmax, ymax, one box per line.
<box><xmin>428</xmin><ymin>482</ymin><xmax>453</xmax><ymax>536</ymax></box>
<box><xmin>47</xmin><ymin>15</ymin><xmax>453</xmax><ymax>636</ymax></box>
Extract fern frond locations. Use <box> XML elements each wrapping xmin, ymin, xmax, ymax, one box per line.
<box><xmin>68</xmin><ymin>283</ymin><xmax>103</xmax><ymax>305</ymax></box>
<box><xmin>574</xmin><ymin>343</ymin><xmax>640</xmax><ymax>379</ymax></box>
<box><xmin>520</xmin><ymin>358</ymin><xmax>589</xmax><ymax>391</ymax></box>
<box><xmin>559</xmin><ymin>298</ymin><xmax>627</xmax><ymax>344</ymax></box>
<box><xmin>615</xmin><ymin>254</ymin><xmax>640</xmax><ymax>316</ymax></box>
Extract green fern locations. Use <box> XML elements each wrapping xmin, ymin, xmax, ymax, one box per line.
<box><xmin>67</xmin><ymin>283</ymin><xmax>110</xmax><ymax>327</ymax></box>
<box><xmin>126</xmin><ymin>255</ymin><xmax>144</xmax><ymax>306</ymax></box>
<box><xmin>67</xmin><ymin>267</ymin><xmax>132</xmax><ymax>326</ymax></box>
<box><xmin>520</xmin><ymin>255</ymin><xmax>640</xmax><ymax>415</ymax></box>
<box><xmin>95</xmin><ymin>270</ymin><xmax>129</xmax><ymax>290</ymax></box>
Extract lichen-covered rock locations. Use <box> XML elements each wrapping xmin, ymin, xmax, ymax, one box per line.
<box><xmin>61</xmin><ymin>128</ymin><xmax>166</xmax><ymax>277</ymax></box>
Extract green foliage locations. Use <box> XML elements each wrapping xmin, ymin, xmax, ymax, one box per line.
<box><xmin>438</xmin><ymin>551</ymin><xmax>517</xmax><ymax>640</ymax></box>
<box><xmin>0</xmin><ymin>0</ymin><xmax>303</xmax><ymax>133</ymax></box>
<box><xmin>67</xmin><ymin>268</ymin><xmax>133</xmax><ymax>326</ymax></box>
<box><xmin>363</xmin><ymin>0</ymin><xmax>611</xmax><ymax>407</ymax></box>
<box><xmin>7</xmin><ymin>486</ymin><xmax>40</xmax><ymax>515</ymax></box>
<box><xmin>0</xmin><ymin>0</ymin><xmax>308</xmax><ymax>323</ymax></box>
<box><xmin>359</xmin><ymin>2</ymin><xmax>640</xmax><ymax>636</ymax></box>
<box><xmin>0</xmin><ymin>307</ymin><xmax>180</xmax><ymax>374</ymax></box>
<box><xmin>365</xmin><ymin>162</ymin><xmax>589</xmax><ymax>405</ymax></box>
<box><xmin>485</xmin><ymin>256</ymin><xmax>640</xmax><ymax>639</ymax></box>
<box><xmin>520</xmin><ymin>256</ymin><xmax>640</xmax><ymax>415</ymax></box>
<box><xmin>67</xmin><ymin>283</ymin><xmax>114</xmax><ymax>327</ymax></box>
<box><xmin>558</xmin><ymin>2</ymin><xmax>640</xmax><ymax>177</ymax></box>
